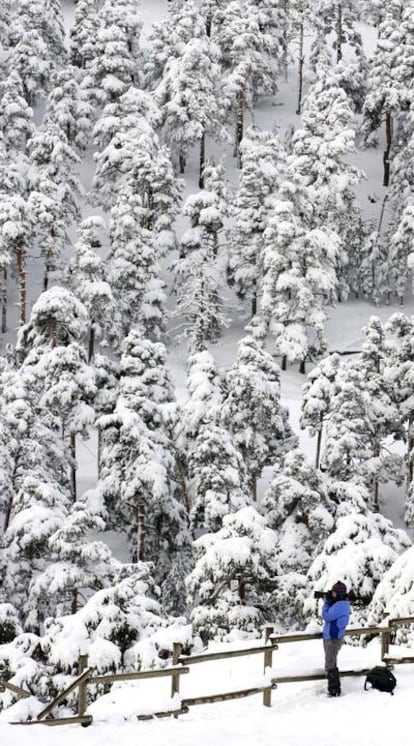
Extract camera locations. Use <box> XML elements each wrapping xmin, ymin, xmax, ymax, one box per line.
<box><xmin>313</xmin><ymin>590</ymin><xmax>368</xmax><ymax>606</ymax></box>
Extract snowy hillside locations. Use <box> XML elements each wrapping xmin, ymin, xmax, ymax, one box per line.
<box><xmin>1</xmin><ymin>638</ymin><xmax>414</xmax><ymax>745</ymax></box>
<box><xmin>1</xmin><ymin>0</ymin><xmax>414</xmax><ymax>735</ymax></box>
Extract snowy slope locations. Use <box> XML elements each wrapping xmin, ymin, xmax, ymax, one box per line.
<box><xmin>0</xmin><ymin>638</ymin><xmax>413</xmax><ymax>745</ymax></box>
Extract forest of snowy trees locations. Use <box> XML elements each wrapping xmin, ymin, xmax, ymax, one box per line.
<box><xmin>0</xmin><ymin>0</ymin><xmax>414</xmax><ymax>708</ymax></box>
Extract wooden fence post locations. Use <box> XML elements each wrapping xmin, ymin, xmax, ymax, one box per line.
<box><xmin>77</xmin><ymin>655</ymin><xmax>89</xmax><ymax>717</ymax></box>
<box><xmin>171</xmin><ymin>642</ymin><xmax>182</xmax><ymax>718</ymax></box>
<box><xmin>381</xmin><ymin>629</ymin><xmax>390</xmax><ymax>662</ymax></box>
<box><xmin>263</xmin><ymin>626</ymin><xmax>273</xmax><ymax>707</ymax></box>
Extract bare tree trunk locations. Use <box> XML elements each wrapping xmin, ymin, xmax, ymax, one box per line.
<box><xmin>281</xmin><ymin>355</ymin><xmax>287</xmax><ymax>371</ymax></box>
<box><xmin>1</xmin><ymin>267</ymin><xmax>7</xmax><ymax>333</ymax></box>
<box><xmin>179</xmin><ymin>153</ymin><xmax>186</xmax><ymax>174</ymax></box>
<box><xmin>97</xmin><ymin>428</ymin><xmax>102</xmax><ymax>479</ymax></box>
<box><xmin>88</xmin><ymin>325</ymin><xmax>95</xmax><ymax>363</ymax></box>
<box><xmin>315</xmin><ymin>426</ymin><xmax>323</xmax><ymax>469</ymax></box>
<box><xmin>199</xmin><ymin>131</ymin><xmax>206</xmax><ymax>189</ymax></box>
<box><xmin>251</xmin><ymin>475</ymin><xmax>257</xmax><ymax>502</ymax></box>
<box><xmin>373</xmin><ymin>442</ymin><xmax>380</xmax><ymax>511</ymax></box>
<box><xmin>377</xmin><ymin>193</ymin><xmax>389</xmax><ymax>234</ymax></box>
<box><xmin>336</xmin><ymin>3</ymin><xmax>343</xmax><ymax>62</ymax></box>
<box><xmin>235</xmin><ymin>84</ymin><xmax>245</xmax><ymax>168</ymax></box>
<box><xmin>176</xmin><ymin>455</ymin><xmax>191</xmax><ymax>515</ymax></box>
<box><xmin>70</xmin><ymin>431</ymin><xmax>77</xmax><ymax>501</ymax></box>
<box><xmin>3</xmin><ymin>494</ymin><xmax>13</xmax><ymax>532</ymax></box>
<box><xmin>43</xmin><ymin>264</ymin><xmax>49</xmax><ymax>292</ymax></box>
<box><xmin>15</xmin><ymin>243</ymin><xmax>26</xmax><ymax>325</ymax></box>
<box><xmin>282</xmin><ymin>0</ymin><xmax>289</xmax><ymax>81</ymax></box>
<box><xmin>71</xmin><ymin>588</ymin><xmax>78</xmax><ymax>615</ymax></box>
<box><xmin>136</xmin><ymin>503</ymin><xmax>145</xmax><ymax>562</ymax></box>
<box><xmin>383</xmin><ymin>112</ymin><xmax>393</xmax><ymax>187</ymax></box>
<box><xmin>296</xmin><ymin>20</ymin><xmax>305</xmax><ymax>115</ymax></box>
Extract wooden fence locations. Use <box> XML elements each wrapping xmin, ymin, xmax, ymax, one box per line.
<box><xmin>5</xmin><ymin>615</ymin><xmax>414</xmax><ymax>727</ymax></box>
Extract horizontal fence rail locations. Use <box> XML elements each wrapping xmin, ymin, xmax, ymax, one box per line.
<box><xmin>5</xmin><ymin>615</ymin><xmax>414</xmax><ymax>726</ymax></box>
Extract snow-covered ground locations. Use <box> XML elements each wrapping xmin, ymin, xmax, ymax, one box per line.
<box><xmin>1</xmin><ymin>637</ymin><xmax>413</xmax><ymax>745</ymax></box>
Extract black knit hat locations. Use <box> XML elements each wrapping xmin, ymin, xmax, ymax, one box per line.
<box><xmin>332</xmin><ymin>581</ymin><xmax>347</xmax><ymax>596</ymax></box>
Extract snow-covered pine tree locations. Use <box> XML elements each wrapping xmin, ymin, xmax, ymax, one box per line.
<box><xmin>174</xmin><ymin>348</ymin><xmax>225</xmax><ymax>522</ymax></box>
<box><xmin>0</xmin><ymin>0</ymin><xmax>11</xmax><ymax>51</ymax></box>
<box><xmin>384</xmin><ymin>314</ymin><xmax>414</xmax><ymax>521</ymax></box>
<box><xmin>173</xmin><ymin>172</ymin><xmax>229</xmax><ymax>353</ymax></box>
<box><xmin>181</xmin><ymin>349</ymin><xmax>224</xmax><ymax>445</ymax></box>
<box><xmin>307</xmin><ymin>482</ymin><xmax>411</xmax><ymax>623</ymax></box>
<box><xmin>0</xmin><ymin>172</ymin><xmax>31</xmax><ymax>326</ymax></box>
<box><xmin>368</xmin><ymin>545</ymin><xmax>414</xmax><ymax>644</ymax></box>
<box><xmin>145</xmin><ymin>0</ymin><xmax>207</xmax><ymax>90</ymax></box>
<box><xmin>309</xmin><ymin>1</ymin><xmax>367</xmax><ymax>111</ymax></box>
<box><xmin>322</xmin><ymin>321</ymin><xmax>402</xmax><ymax>509</ymax></box>
<box><xmin>291</xmin><ymin>62</ymin><xmax>362</xmax><ymax>231</ymax></box>
<box><xmin>27</xmin><ymin>122</ymin><xmax>83</xmax><ymax>290</ymax></box>
<box><xmin>386</xmin><ymin>205</ymin><xmax>414</xmax><ymax>305</ymax></box>
<box><xmin>1</xmin><ymin>474</ymin><xmax>71</xmax><ymax>630</ymax></box>
<box><xmin>262</xmin><ymin>448</ymin><xmax>335</xmax><ymax>629</ymax></box>
<box><xmin>221</xmin><ymin>320</ymin><xmax>294</xmax><ymax>499</ymax></box>
<box><xmin>27</xmin><ymin>489</ymin><xmax>115</xmax><ymax>624</ymax></box>
<box><xmin>300</xmin><ymin>353</ymin><xmax>341</xmax><ymax>468</ymax></box>
<box><xmin>291</xmin><ymin>0</ymin><xmax>311</xmax><ymax>115</ymax></box>
<box><xmin>261</xmin><ymin>198</ymin><xmax>340</xmax><ymax>372</ymax></box>
<box><xmin>188</xmin><ymin>423</ymin><xmax>249</xmax><ymax>533</ymax></box>
<box><xmin>9</xmin><ymin>30</ymin><xmax>52</xmax><ymax>105</ymax></box>
<box><xmin>228</xmin><ymin>127</ymin><xmax>285</xmax><ymax>317</ymax></box>
<box><xmin>98</xmin><ymin>329</ymin><xmax>192</xmax><ymax>610</ymax></box>
<box><xmin>0</xmin><ymin>139</ymin><xmax>28</xmax><ymax>331</ymax></box>
<box><xmin>70</xmin><ymin>0</ymin><xmax>100</xmax><ymax>69</ymax></box>
<box><xmin>0</xmin><ymin>360</ymin><xmax>72</xmax><ymax>627</ymax></box>
<box><xmin>43</xmin><ymin>566</ymin><xmax>166</xmax><ymax>673</ymax></box>
<box><xmin>43</xmin><ymin>67</ymin><xmax>94</xmax><ymax>151</ymax></box>
<box><xmin>108</xmin><ymin>187</ymin><xmax>167</xmax><ymax>340</ymax></box>
<box><xmin>155</xmin><ymin>34</ymin><xmax>224</xmax><ymax>184</ymax></box>
<box><xmin>92</xmin><ymin>88</ymin><xmax>180</xmax><ymax>239</ymax></box>
<box><xmin>215</xmin><ymin>0</ymin><xmax>281</xmax><ymax>164</ymax></box>
<box><xmin>187</xmin><ymin>506</ymin><xmax>278</xmax><ymax>642</ymax></box>
<box><xmin>10</xmin><ymin>0</ymin><xmax>66</xmax><ymax>68</ymax></box>
<box><xmin>67</xmin><ymin>216</ymin><xmax>116</xmax><ymax>361</ymax></box>
<box><xmin>81</xmin><ymin>0</ymin><xmax>143</xmax><ymax>109</ymax></box>
<box><xmin>0</xmin><ymin>72</ymin><xmax>34</xmax><ymax>154</ymax></box>
<box><xmin>361</xmin><ymin>13</ymin><xmax>404</xmax><ymax>185</ymax></box>
<box><xmin>16</xmin><ymin>287</ymin><xmax>97</xmax><ymax>501</ymax></box>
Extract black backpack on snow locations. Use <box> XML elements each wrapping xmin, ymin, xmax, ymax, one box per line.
<box><xmin>364</xmin><ymin>666</ymin><xmax>397</xmax><ymax>695</ymax></box>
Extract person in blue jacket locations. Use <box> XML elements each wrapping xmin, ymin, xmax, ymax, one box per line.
<box><xmin>322</xmin><ymin>581</ymin><xmax>351</xmax><ymax>696</ymax></box>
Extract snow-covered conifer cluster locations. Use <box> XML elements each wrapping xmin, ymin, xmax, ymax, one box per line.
<box><xmin>1</xmin><ymin>0</ymin><xmax>414</xmax><ymax>713</ymax></box>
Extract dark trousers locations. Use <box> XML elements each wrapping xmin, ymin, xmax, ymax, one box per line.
<box><xmin>323</xmin><ymin>639</ymin><xmax>343</xmax><ymax>671</ymax></box>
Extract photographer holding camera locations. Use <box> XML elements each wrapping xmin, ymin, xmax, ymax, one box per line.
<box><xmin>320</xmin><ymin>581</ymin><xmax>351</xmax><ymax>697</ymax></box>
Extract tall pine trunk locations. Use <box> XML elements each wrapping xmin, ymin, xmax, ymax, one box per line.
<box><xmin>15</xmin><ymin>241</ymin><xmax>26</xmax><ymax>325</ymax></box>
<box><xmin>315</xmin><ymin>426</ymin><xmax>323</xmax><ymax>470</ymax></box>
<box><xmin>88</xmin><ymin>325</ymin><xmax>95</xmax><ymax>363</ymax></box>
<box><xmin>296</xmin><ymin>19</ymin><xmax>305</xmax><ymax>115</ymax></box>
<box><xmin>383</xmin><ymin>112</ymin><xmax>393</xmax><ymax>187</ymax></box>
<box><xmin>336</xmin><ymin>3</ymin><xmax>343</xmax><ymax>62</ymax></box>
<box><xmin>235</xmin><ymin>84</ymin><xmax>245</xmax><ymax>168</ymax></box>
<box><xmin>136</xmin><ymin>503</ymin><xmax>145</xmax><ymax>562</ymax></box>
<box><xmin>70</xmin><ymin>431</ymin><xmax>77</xmax><ymax>501</ymax></box>
<box><xmin>199</xmin><ymin>131</ymin><xmax>205</xmax><ymax>189</ymax></box>
<box><xmin>1</xmin><ymin>267</ymin><xmax>7</xmax><ymax>333</ymax></box>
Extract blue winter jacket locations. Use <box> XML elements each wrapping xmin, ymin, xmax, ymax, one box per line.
<box><xmin>322</xmin><ymin>599</ymin><xmax>351</xmax><ymax>640</ymax></box>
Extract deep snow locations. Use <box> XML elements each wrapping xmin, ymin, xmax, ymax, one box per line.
<box><xmin>1</xmin><ymin>637</ymin><xmax>413</xmax><ymax>745</ymax></box>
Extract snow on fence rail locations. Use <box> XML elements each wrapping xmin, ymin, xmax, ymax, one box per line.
<box><xmin>6</xmin><ymin>616</ymin><xmax>414</xmax><ymax>727</ymax></box>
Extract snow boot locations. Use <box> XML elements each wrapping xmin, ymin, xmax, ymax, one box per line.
<box><xmin>327</xmin><ymin>667</ymin><xmax>341</xmax><ymax>697</ymax></box>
